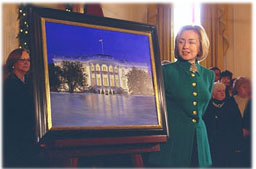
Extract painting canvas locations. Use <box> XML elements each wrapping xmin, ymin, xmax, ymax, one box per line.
<box><xmin>29</xmin><ymin>6</ymin><xmax>168</xmax><ymax>142</ymax></box>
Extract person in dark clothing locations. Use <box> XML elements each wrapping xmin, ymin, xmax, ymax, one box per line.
<box><xmin>3</xmin><ymin>48</ymin><xmax>39</xmax><ymax>167</ymax></box>
<box><xmin>232</xmin><ymin>76</ymin><xmax>252</xmax><ymax>167</ymax></box>
<box><xmin>209</xmin><ymin>66</ymin><xmax>221</xmax><ymax>82</ymax></box>
<box><xmin>204</xmin><ymin>82</ymin><xmax>243</xmax><ymax>167</ymax></box>
<box><xmin>220</xmin><ymin>70</ymin><xmax>233</xmax><ymax>98</ymax></box>
<box><xmin>240</xmin><ymin>98</ymin><xmax>251</xmax><ymax>167</ymax></box>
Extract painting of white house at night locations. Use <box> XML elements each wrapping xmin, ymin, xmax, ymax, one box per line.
<box><xmin>51</xmin><ymin>54</ymin><xmax>153</xmax><ymax>95</ymax></box>
<box><xmin>44</xmin><ymin>20</ymin><xmax>158</xmax><ymax>128</ymax></box>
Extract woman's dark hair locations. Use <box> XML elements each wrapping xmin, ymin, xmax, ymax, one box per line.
<box><xmin>220</xmin><ymin>70</ymin><xmax>233</xmax><ymax>79</ymax></box>
<box><xmin>3</xmin><ymin>48</ymin><xmax>30</xmax><ymax>80</ymax></box>
<box><xmin>209</xmin><ymin>66</ymin><xmax>221</xmax><ymax>72</ymax></box>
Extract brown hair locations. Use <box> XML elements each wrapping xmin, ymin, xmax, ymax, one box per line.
<box><xmin>174</xmin><ymin>25</ymin><xmax>210</xmax><ymax>62</ymax></box>
<box><xmin>3</xmin><ymin>48</ymin><xmax>30</xmax><ymax>80</ymax></box>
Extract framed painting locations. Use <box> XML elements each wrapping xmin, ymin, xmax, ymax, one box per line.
<box><xmin>28</xmin><ymin>6</ymin><xmax>168</xmax><ymax>144</ymax></box>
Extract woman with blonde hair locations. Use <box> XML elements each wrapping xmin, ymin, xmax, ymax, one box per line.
<box><xmin>148</xmin><ymin>25</ymin><xmax>215</xmax><ymax>167</ymax></box>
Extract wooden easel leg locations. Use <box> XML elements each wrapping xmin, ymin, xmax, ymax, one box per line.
<box><xmin>131</xmin><ymin>153</ymin><xmax>144</xmax><ymax>168</ymax></box>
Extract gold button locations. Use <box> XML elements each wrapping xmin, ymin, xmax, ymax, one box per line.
<box><xmin>193</xmin><ymin>92</ymin><xmax>198</xmax><ymax>96</ymax></box>
<box><xmin>191</xmin><ymin>73</ymin><xmax>195</xmax><ymax>77</ymax></box>
<box><xmin>193</xmin><ymin>101</ymin><xmax>197</xmax><ymax>106</ymax></box>
<box><xmin>192</xmin><ymin>82</ymin><xmax>196</xmax><ymax>87</ymax></box>
<box><xmin>193</xmin><ymin>111</ymin><xmax>197</xmax><ymax>115</ymax></box>
<box><xmin>192</xmin><ymin>119</ymin><xmax>197</xmax><ymax>123</ymax></box>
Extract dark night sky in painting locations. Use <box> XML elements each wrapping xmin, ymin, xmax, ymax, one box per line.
<box><xmin>45</xmin><ymin>21</ymin><xmax>152</xmax><ymax>65</ymax></box>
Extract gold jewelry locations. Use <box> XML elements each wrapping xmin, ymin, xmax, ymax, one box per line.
<box><xmin>212</xmin><ymin>101</ymin><xmax>225</xmax><ymax>108</ymax></box>
<box><xmin>189</xmin><ymin>63</ymin><xmax>198</xmax><ymax>73</ymax></box>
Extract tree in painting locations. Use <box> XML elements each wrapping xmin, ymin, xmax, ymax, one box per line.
<box><xmin>126</xmin><ymin>67</ymin><xmax>154</xmax><ymax>95</ymax></box>
<box><xmin>48</xmin><ymin>63</ymin><xmax>63</xmax><ymax>91</ymax></box>
<box><xmin>61</xmin><ymin>61</ymin><xmax>84</xmax><ymax>93</ymax></box>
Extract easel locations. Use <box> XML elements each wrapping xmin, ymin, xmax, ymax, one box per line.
<box><xmin>40</xmin><ymin>135</ymin><xmax>167</xmax><ymax>167</ymax></box>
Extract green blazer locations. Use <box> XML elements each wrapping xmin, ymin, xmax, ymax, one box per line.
<box><xmin>149</xmin><ymin>59</ymin><xmax>215</xmax><ymax>167</ymax></box>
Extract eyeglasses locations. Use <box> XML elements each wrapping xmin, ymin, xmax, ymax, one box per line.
<box><xmin>18</xmin><ymin>58</ymin><xmax>30</xmax><ymax>62</ymax></box>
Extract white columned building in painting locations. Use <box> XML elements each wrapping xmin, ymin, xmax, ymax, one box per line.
<box><xmin>52</xmin><ymin>54</ymin><xmax>150</xmax><ymax>95</ymax></box>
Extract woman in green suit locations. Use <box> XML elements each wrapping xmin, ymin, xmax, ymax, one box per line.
<box><xmin>148</xmin><ymin>25</ymin><xmax>215</xmax><ymax>167</ymax></box>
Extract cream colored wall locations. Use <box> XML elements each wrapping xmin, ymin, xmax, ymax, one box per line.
<box><xmin>2</xmin><ymin>4</ymin><xmax>19</xmax><ymax>64</ymax></box>
<box><xmin>102</xmin><ymin>3</ymin><xmax>148</xmax><ymax>23</ymax></box>
<box><xmin>225</xmin><ymin>4</ymin><xmax>252</xmax><ymax>80</ymax></box>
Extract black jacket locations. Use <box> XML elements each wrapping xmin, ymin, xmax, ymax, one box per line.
<box><xmin>203</xmin><ymin>97</ymin><xmax>243</xmax><ymax>167</ymax></box>
<box><xmin>3</xmin><ymin>73</ymin><xmax>37</xmax><ymax>167</ymax></box>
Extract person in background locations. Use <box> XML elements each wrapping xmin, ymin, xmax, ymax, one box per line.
<box><xmin>220</xmin><ymin>70</ymin><xmax>233</xmax><ymax>98</ymax></box>
<box><xmin>3</xmin><ymin>48</ymin><xmax>40</xmax><ymax>167</ymax></box>
<box><xmin>209</xmin><ymin>66</ymin><xmax>221</xmax><ymax>82</ymax></box>
<box><xmin>148</xmin><ymin>25</ymin><xmax>215</xmax><ymax>167</ymax></box>
<box><xmin>203</xmin><ymin>82</ymin><xmax>243</xmax><ymax>167</ymax></box>
<box><xmin>232</xmin><ymin>76</ymin><xmax>252</xmax><ymax>167</ymax></box>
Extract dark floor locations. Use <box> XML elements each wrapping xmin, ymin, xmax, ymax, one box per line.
<box><xmin>78</xmin><ymin>154</ymin><xmax>134</xmax><ymax>167</ymax></box>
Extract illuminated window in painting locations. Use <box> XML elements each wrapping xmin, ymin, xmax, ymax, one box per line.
<box><xmin>114</xmin><ymin>67</ymin><xmax>118</xmax><ymax>74</ymax></box>
<box><xmin>103</xmin><ymin>75</ymin><xmax>108</xmax><ymax>86</ymax></box>
<box><xmin>102</xmin><ymin>65</ymin><xmax>107</xmax><ymax>72</ymax></box>
<box><xmin>110</xmin><ymin>75</ymin><xmax>114</xmax><ymax>87</ymax></box>
<box><xmin>91</xmin><ymin>64</ymin><xmax>95</xmax><ymax>71</ymax></box>
<box><xmin>96</xmin><ymin>64</ymin><xmax>100</xmax><ymax>71</ymax></box>
<box><xmin>109</xmin><ymin>65</ymin><xmax>113</xmax><ymax>73</ymax></box>
<box><xmin>96</xmin><ymin>74</ymin><xmax>101</xmax><ymax>86</ymax></box>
